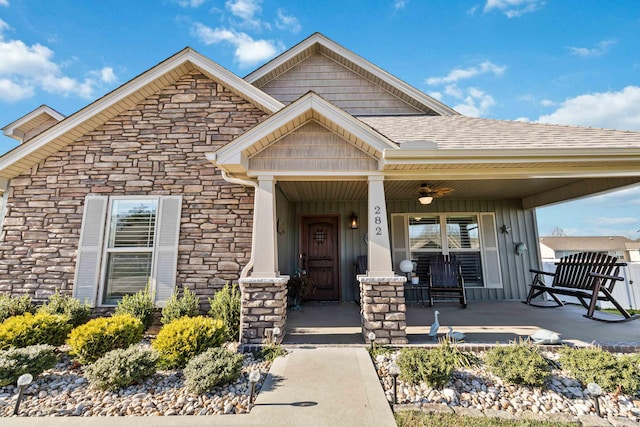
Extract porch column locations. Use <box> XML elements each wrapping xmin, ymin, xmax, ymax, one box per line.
<box><xmin>366</xmin><ymin>176</ymin><xmax>394</xmax><ymax>277</ymax></box>
<box><xmin>251</xmin><ymin>175</ymin><xmax>279</xmax><ymax>277</ymax></box>
<box><xmin>358</xmin><ymin>175</ymin><xmax>407</xmax><ymax>344</ymax></box>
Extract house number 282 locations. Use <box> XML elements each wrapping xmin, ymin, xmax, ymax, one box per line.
<box><xmin>373</xmin><ymin>206</ymin><xmax>382</xmax><ymax>235</ymax></box>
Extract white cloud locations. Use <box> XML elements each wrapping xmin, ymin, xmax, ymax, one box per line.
<box><xmin>452</xmin><ymin>87</ymin><xmax>496</xmax><ymax>117</ymax></box>
<box><xmin>483</xmin><ymin>0</ymin><xmax>545</xmax><ymax>18</ymax></box>
<box><xmin>540</xmin><ymin>99</ymin><xmax>555</xmax><ymax>107</ymax></box>
<box><xmin>175</xmin><ymin>0</ymin><xmax>206</xmax><ymax>7</ymax></box>
<box><xmin>569</xmin><ymin>40</ymin><xmax>616</xmax><ymax>57</ymax></box>
<box><xmin>429</xmin><ymin>91</ymin><xmax>443</xmax><ymax>100</ymax></box>
<box><xmin>537</xmin><ymin>86</ymin><xmax>640</xmax><ymax>131</ymax></box>
<box><xmin>226</xmin><ymin>0</ymin><xmax>261</xmax><ymax>25</ymax></box>
<box><xmin>425</xmin><ymin>60</ymin><xmax>506</xmax><ymax>86</ymax></box>
<box><xmin>394</xmin><ymin>0</ymin><xmax>409</xmax><ymax>9</ymax></box>
<box><xmin>275</xmin><ymin>9</ymin><xmax>301</xmax><ymax>33</ymax></box>
<box><xmin>98</xmin><ymin>67</ymin><xmax>117</xmax><ymax>84</ymax></box>
<box><xmin>191</xmin><ymin>23</ymin><xmax>282</xmax><ymax>68</ymax></box>
<box><xmin>0</xmin><ymin>0</ymin><xmax>8</xmax><ymax>7</ymax></box>
<box><xmin>0</xmin><ymin>20</ymin><xmax>116</xmax><ymax>102</ymax></box>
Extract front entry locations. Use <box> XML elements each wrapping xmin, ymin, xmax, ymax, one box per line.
<box><xmin>300</xmin><ymin>215</ymin><xmax>340</xmax><ymax>300</ymax></box>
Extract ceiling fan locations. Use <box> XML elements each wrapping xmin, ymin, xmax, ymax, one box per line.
<box><xmin>418</xmin><ymin>183</ymin><xmax>454</xmax><ymax>205</ymax></box>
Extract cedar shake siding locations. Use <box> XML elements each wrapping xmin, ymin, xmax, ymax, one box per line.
<box><xmin>0</xmin><ymin>70</ymin><xmax>266</xmax><ymax>302</ymax></box>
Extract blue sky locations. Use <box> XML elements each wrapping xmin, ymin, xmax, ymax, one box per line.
<box><xmin>0</xmin><ymin>0</ymin><xmax>639</xmax><ymax>238</ymax></box>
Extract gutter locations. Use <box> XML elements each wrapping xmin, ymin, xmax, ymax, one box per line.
<box><xmin>220</xmin><ymin>170</ymin><xmax>257</xmax><ymax>279</ymax></box>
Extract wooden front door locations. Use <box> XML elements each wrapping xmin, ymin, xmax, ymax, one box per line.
<box><xmin>301</xmin><ymin>215</ymin><xmax>340</xmax><ymax>301</ymax></box>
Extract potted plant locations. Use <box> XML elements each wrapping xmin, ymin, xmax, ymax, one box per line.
<box><xmin>287</xmin><ymin>269</ymin><xmax>315</xmax><ymax>309</ymax></box>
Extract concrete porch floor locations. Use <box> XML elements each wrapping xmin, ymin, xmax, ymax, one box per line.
<box><xmin>283</xmin><ymin>301</ymin><xmax>640</xmax><ymax>348</ymax></box>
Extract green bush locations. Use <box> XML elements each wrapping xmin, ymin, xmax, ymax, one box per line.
<box><xmin>37</xmin><ymin>290</ymin><xmax>90</xmax><ymax>327</ymax></box>
<box><xmin>208</xmin><ymin>283</ymin><xmax>241</xmax><ymax>342</ymax></box>
<box><xmin>0</xmin><ymin>312</ymin><xmax>72</xmax><ymax>350</ymax></box>
<box><xmin>67</xmin><ymin>314</ymin><xmax>144</xmax><ymax>364</ymax></box>
<box><xmin>161</xmin><ymin>287</ymin><xmax>200</xmax><ymax>325</ymax></box>
<box><xmin>258</xmin><ymin>343</ymin><xmax>288</xmax><ymax>362</ymax></box>
<box><xmin>485</xmin><ymin>343</ymin><xmax>551</xmax><ymax>387</ymax></box>
<box><xmin>183</xmin><ymin>347</ymin><xmax>244</xmax><ymax>394</ymax></box>
<box><xmin>0</xmin><ymin>294</ymin><xmax>34</xmax><ymax>323</ymax></box>
<box><xmin>84</xmin><ymin>345</ymin><xmax>159</xmax><ymax>391</ymax></box>
<box><xmin>152</xmin><ymin>316</ymin><xmax>224</xmax><ymax>369</ymax></box>
<box><xmin>559</xmin><ymin>347</ymin><xmax>640</xmax><ymax>394</ymax></box>
<box><xmin>396</xmin><ymin>347</ymin><xmax>454</xmax><ymax>388</ymax></box>
<box><xmin>0</xmin><ymin>344</ymin><xmax>58</xmax><ymax>386</ymax></box>
<box><xmin>115</xmin><ymin>287</ymin><xmax>156</xmax><ymax>330</ymax></box>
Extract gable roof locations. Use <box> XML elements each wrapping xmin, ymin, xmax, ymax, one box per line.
<box><xmin>244</xmin><ymin>33</ymin><xmax>458</xmax><ymax>117</ymax></box>
<box><xmin>210</xmin><ymin>91</ymin><xmax>397</xmax><ymax>176</ymax></box>
<box><xmin>0</xmin><ymin>48</ymin><xmax>284</xmax><ymax>180</ymax></box>
<box><xmin>540</xmin><ymin>236</ymin><xmax>640</xmax><ymax>252</ymax></box>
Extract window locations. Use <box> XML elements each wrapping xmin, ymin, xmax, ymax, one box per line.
<box><xmin>73</xmin><ymin>196</ymin><xmax>182</xmax><ymax>307</ymax></box>
<box><xmin>391</xmin><ymin>213</ymin><xmax>502</xmax><ymax>288</ymax></box>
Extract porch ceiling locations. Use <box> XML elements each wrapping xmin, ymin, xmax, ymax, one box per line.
<box><xmin>277</xmin><ymin>177</ymin><xmax>583</xmax><ymax>202</ymax></box>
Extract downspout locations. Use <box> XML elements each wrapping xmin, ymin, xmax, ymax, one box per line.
<box><xmin>0</xmin><ymin>178</ymin><xmax>10</xmax><ymax>239</ymax></box>
<box><xmin>221</xmin><ymin>171</ymin><xmax>257</xmax><ymax>278</ymax></box>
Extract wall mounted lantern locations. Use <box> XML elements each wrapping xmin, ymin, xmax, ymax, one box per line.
<box><xmin>350</xmin><ymin>212</ymin><xmax>358</xmax><ymax>229</ymax></box>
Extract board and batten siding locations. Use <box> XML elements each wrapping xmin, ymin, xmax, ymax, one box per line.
<box><xmin>258</xmin><ymin>53</ymin><xmax>424</xmax><ymax>116</ymax></box>
<box><xmin>386</xmin><ymin>199</ymin><xmax>539</xmax><ymax>301</ymax></box>
<box><xmin>249</xmin><ymin>121</ymin><xmax>378</xmax><ymax>172</ymax></box>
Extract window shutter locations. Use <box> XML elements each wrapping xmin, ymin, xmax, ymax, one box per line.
<box><xmin>391</xmin><ymin>214</ymin><xmax>408</xmax><ymax>272</ymax></box>
<box><xmin>479</xmin><ymin>213</ymin><xmax>503</xmax><ymax>288</ymax></box>
<box><xmin>73</xmin><ymin>196</ymin><xmax>108</xmax><ymax>307</ymax></box>
<box><xmin>152</xmin><ymin>196</ymin><xmax>182</xmax><ymax>306</ymax></box>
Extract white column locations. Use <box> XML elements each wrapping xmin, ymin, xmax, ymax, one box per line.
<box><xmin>251</xmin><ymin>175</ymin><xmax>279</xmax><ymax>278</ymax></box>
<box><xmin>367</xmin><ymin>176</ymin><xmax>394</xmax><ymax>277</ymax></box>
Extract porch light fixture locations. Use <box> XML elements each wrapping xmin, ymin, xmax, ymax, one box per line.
<box><xmin>587</xmin><ymin>382</ymin><xmax>603</xmax><ymax>417</ymax></box>
<box><xmin>350</xmin><ymin>212</ymin><xmax>358</xmax><ymax>229</ymax></box>
<box><xmin>514</xmin><ymin>242</ymin><xmax>528</xmax><ymax>255</ymax></box>
<box><xmin>13</xmin><ymin>373</ymin><xmax>32</xmax><ymax>415</ymax></box>
<box><xmin>389</xmin><ymin>363</ymin><xmax>400</xmax><ymax>404</ymax></box>
<box><xmin>418</xmin><ymin>195</ymin><xmax>433</xmax><ymax>205</ymax></box>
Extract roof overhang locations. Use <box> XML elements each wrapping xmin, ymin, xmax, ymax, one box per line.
<box><xmin>209</xmin><ymin>91</ymin><xmax>398</xmax><ymax>178</ymax></box>
<box><xmin>245</xmin><ymin>33</ymin><xmax>458</xmax><ymax>117</ymax></box>
<box><xmin>0</xmin><ymin>48</ymin><xmax>284</xmax><ymax>180</ymax></box>
<box><xmin>2</xmin><ymin>105</ymin><xmax>65</xmax><ymax>142</ymax></box>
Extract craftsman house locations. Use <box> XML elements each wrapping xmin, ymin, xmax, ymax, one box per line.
<box><xmin>2</xmin><ymin>33</ymin><xmax>640</xmax><ymax>344</ymax></box>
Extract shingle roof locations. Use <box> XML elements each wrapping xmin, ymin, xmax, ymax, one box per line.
<box><xmin>539</xmin><ymin>236</ymin><xmax>639</xmax><ymax>252</ymax></box>
<box><xmin>358</xmin><ymin>115</ymin><xmax>640</xmax><ymax>149</ymax></box>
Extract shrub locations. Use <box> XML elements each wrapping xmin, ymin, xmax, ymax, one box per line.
<box><xmin>0</xmin><ymin>294</ymin><xmax>34</xmax><ymax>323</ymax></box>
<box><xmin>258</xmin><ymin>343</ymin><xmax>288</xmax><ymax>362</ymax></box>
<box><xmin>559</xmin><ymin>347</ymin><xmax>640</xmax><ymax>394</ymax></box>
<box><xmin>0</xmin><ymin>344</ymin><xmax>58</xmax><ymax>386</ymax></box>
<box><xmin>396</xmin><ymin>347</ymin><xmax>454</xmax><ymax>388</ymax></box>
<box><xmin>0</xmin><ymin>312</ymin><xmax>72</xmax><ymax>350</ymax></box>
<box><xmin>208</xmin><ymin>283</ymin><xmax>241</xmax><ymax>342</ymax></box>
<box><xmin>161</xmin><ymin>287</ymin><xmax>200</xmax><ymax>325</ymax></box>
<box><xmin>37</xmin><ymin>290</ymin><xmax>90</xmax><ymax>327</ymax></box>
<box><xmin>115</xmin><ymin>287</ymin><xmax>156</xmax><ymax>330</ymax></box>
<box><xmin>152</xmin><ymin>316</ymin><xmax>224</xmax><ymax>369</ymax></box>
<box><xmin>183</xmin><ymin>347</ymin><xmax>244</xmax><ymax>394</ymax></box>
<box><xmin>84</xmin><ymin>345</ymin><xmax>159</xmax><ymax>391</ymax></box>
<box><xmin>67</xmin><ymin>314</ymin><xmax>144</xmax><ymax>364</ymax></box>
<box><xmin>485</xmin><ymin>342</ymin><xmax>551</xmax><ymax>387</ymax></box>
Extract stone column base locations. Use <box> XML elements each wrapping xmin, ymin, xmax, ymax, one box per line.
<box><xmin>358</xmin><ymin>275</ymin><xmax>408</xmax><ymax>345</ymax></box>
<box><xmin>238</xmin><ymin>276</ymin><xmax>289</xmax><ymax>345</ymax></box>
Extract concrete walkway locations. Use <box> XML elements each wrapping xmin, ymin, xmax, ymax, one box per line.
<box><xmin>3</xmin><ymin>347</ymin><xmax>395</xmax><ymax>427</ymax></box>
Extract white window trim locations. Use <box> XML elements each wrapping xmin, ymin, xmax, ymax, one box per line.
<box><xmin>392</xmin><ymin>212</ymin><xmax>502</xmax><ymax>289</ymax></box>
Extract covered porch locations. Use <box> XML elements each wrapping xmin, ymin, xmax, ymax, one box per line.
<box><xmin>283</xmin><ymin>301</ymin><xmax>640</xmax><ymax>348</ymax></box>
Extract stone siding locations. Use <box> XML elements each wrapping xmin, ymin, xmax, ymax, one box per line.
<box><xmin>359</xmin><ymin>276</ymin><xmax>408</xmax><ymax>345</ymax></box>
<box><xmin>239</xmin><ymin>277</ymin><xmax>288</xmax><ymax>344</ymax></box>
<box><xmin>0</xmin><ymin>70</ymin><xmax>266</xmax><ymax>305</ymax></box>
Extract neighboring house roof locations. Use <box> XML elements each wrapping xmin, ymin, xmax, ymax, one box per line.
<box><xmin>539</xmin><ymin>236</ymin><xmax>640</xmax><ymax>252</ymax></box>
<box><xmin>359</xmin><ymin>115</ymin><xmax>640</xmax><ymax>149</ymax></box>
<box><xmin>244</xmin><ymin>32</ymin><xmax>458</xmax><ymax>117</ymax></box>
<box><xmin>0</xmin><ymin>48</ymin><xmax>284</xmax><ymax>180</ymax></box>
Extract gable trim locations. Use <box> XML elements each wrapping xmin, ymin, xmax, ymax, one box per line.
<box><xmin>245</xmin><ymin>33</ymin><xmax>458</xmax><ymax>117</ymax></box>
<box><xmin>0</xmin><ymin>48</ymin><xmax>284</xmax><ymax>180</ymax></box>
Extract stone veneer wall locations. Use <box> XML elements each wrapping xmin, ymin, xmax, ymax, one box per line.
<box><xmin>0</xmin><ymin>70</ymin><xmax>266</xmax><ymax>305</ymax></box>
<box><xmin>238</xmin><ymin>277</ymin><xmax>288</xmax><ymax>344</ymax></box>
<box><xmin>359</xmin><ymin>276</ymin><xmax>408</xmax><ymax>345</ymax></box>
